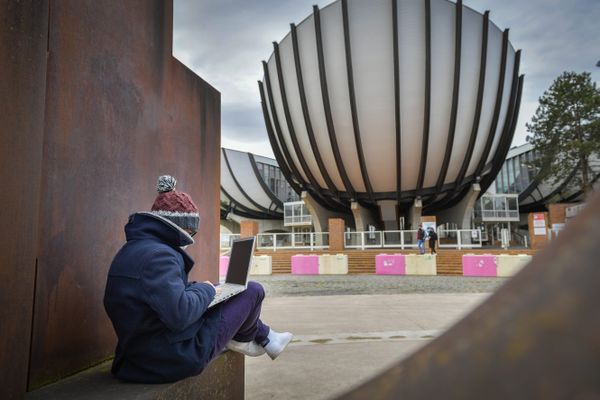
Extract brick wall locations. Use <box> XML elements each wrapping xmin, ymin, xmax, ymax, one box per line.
<box><xmin>329</xmin><ymin>218</ymin><xmax>346</xmax><ymax>252</ymax></box>
<box><xmin>528</xmin><ymin>212</ymin><xmax>549</xmax><ymax>249</ymax></box>
<box><xmin>240</xmin><ymin>221</ymin><xmax>259</xmax><ymax>238</ymax></box>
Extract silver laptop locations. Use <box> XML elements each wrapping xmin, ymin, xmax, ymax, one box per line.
<box><xmin>208</xmin><ymin>237</ymin><xmax>255</xmax><ymax>308</ymax></box>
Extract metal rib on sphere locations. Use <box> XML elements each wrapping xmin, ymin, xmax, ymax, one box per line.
<box><xmin>220</xmin><ymin>148</ymin><xmax>284</xmax><ymax>220</ymax></box>
<box><xmin>259</xmin><ymin>0</ymin><xmax>524</xmax><ymax>212</ymax></box>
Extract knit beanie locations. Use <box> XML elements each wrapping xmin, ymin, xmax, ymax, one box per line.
<box><xmin>151</xmin><ymin>175</ymin><xmax>200</xmax><ymax>233</ymax></box>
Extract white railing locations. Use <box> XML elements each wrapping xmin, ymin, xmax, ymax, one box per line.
<box><xmin>344</xmin><ymin>231</ymin><xmax>384</xmax><ymax>249</ymax></box>
<box><xmin>437</xmin><ymin>229</ymin><xmax>483</xmax><ymax>249</ymax></box>
<box><xmin>512</xmin><ymin>231</ymin><xmax>529</xmax><ymax>248</ymax></box>
<box><xmin>283</xmin><ymin>200</ymin><xmax>313</xmax><ymax>226</ymax></box>
<box><xmin>221</xmin><ymin>229</ymin><xmax>484</xmax><ymax>251</ymax></box>
<box><xmin>283</xmin><ymin>215</ymin><xmax>312</xmax><ymax>225</ymax></box>
<box><xmin>477</xmin><ymin>210</ymin><xmax>520</xmax><ymax>220</ymax></box>
<box><xmin>255</xmin><ymin>232</ymin><xmax>329</xmax><ymax>251</ymax></box>
<box><xmin>344</xmin><ymin>229</ymin><xmax>483</xmax><ymax>250</ymax></box>
<box><xmin>566</xmin><ymin>203</ymin><xmax>586</xmax><ymax>219</ymax></box>
<box><xmin>220</xmin><ymin>234</ymin><xmax>241</xmax><ymax>249</ymax></box>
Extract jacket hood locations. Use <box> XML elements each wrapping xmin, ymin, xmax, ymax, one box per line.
<box><xmin>125</xmin><ymin>212</ymin><xmax>195</xmax><ymax>247</ymax></box>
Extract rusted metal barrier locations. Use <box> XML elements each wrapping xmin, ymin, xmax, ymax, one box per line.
<box><xmin>337</xmin><ymin>193</ymin><xmax>600</xmax><ymax>399</ymax></box>
<box><xmin>1</xmin><ymin>1</ymin><xmax>221</xmax><ymax>397</ymax></box>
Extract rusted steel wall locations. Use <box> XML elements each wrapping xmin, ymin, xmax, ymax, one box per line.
<box><xmin>0</xmin><ymin>2</ymin><xmax>49</xmax><ymax>399</ymax></box>
<box><xmin>21</xmin><ymin>0</ymin><xmax>221</xmax><ymax>390</ymax></box>
<box><xmin>337</xmin><ymin>194</ymin><xmax>600</xmax><ymax>399</ymax></box>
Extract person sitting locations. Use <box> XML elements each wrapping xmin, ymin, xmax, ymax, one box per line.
<box><xmin>103</xmin><ymin>175</ymin><xmax>292</xmax><ymax>383</ymax></box>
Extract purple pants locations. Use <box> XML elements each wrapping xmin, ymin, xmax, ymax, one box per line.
<box><xmin>208</xmin><ymin>281</ymin><xmax>270</xmax><ymax>359</ymax></box>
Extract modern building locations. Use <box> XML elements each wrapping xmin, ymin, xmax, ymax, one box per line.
<box><xmin>220</xmin><ymin>148</ymin><xmax>298</xmax><ymax>233</ymax></box>
<box><xmin>258</xmin><ymin>0</ymin><xmax>524</xmax><ymax>231</ymax></box>
<box><xmin>492</xmin><ymin>143</ymin><xmax>600</xmax><ymax>213</ymax></box>
<box><xmin>468</xmin><ymin>143</ymin><xmax>600</xmax><ymax>245</ymax></box>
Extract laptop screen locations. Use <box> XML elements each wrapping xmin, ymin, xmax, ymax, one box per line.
<box><xmin>226</xmin><ymin>237</ymin><xmax>254</xmax><ymax>285</ymax></box>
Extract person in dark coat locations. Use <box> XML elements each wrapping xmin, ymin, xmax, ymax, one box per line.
<box><xmin>104</xmin><ymin>175</ymin><xmax>292</xmax><ymax>383</ymax></box>
<box><xmin>427</xmin><ymin>227</ymin><xmax>438</xmax><ymax>255</ymax></box>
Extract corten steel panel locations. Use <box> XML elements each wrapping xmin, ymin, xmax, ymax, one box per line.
<box><xmin>0</xmin><ymin>1</ymin><xmax>49</xmax><ymax>399</ymax></box>
<box><xmin>28</xmin><ymin>0</ymin><xmax>221</xmax><ymax>389</ymax></box>
<box><xmin>337</xmin><ymin>195</ymin><xmax>600</xmax><ymax>399</ymax></box>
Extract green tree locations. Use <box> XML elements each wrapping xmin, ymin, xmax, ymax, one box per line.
<box><xmin>526</xmin><ymin>71</ymin><xmax>600</xmax><ymax>198</ymax></box>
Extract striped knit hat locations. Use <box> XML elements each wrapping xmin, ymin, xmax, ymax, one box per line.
<box><xmin>151</xmin><ymin>175</ymin><xmax>200</xmax><ymax>234</ymax></box>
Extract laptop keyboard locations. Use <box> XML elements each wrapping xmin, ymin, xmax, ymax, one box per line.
<box><xmin>209</xmin><ymin>284</ymin><xmax>244</xmax><ymax>307</ymax></box>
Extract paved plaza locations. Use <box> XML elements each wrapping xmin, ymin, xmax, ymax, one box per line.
<box><xmin>245</xmin><ymin>275</ymin><xmax>502</xmax><ymax>400</ymax></box>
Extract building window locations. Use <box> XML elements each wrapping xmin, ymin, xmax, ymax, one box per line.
<box><xmin>507</xmin><ymin>157</ymin><xmax>514</xmax><ymax>192</ymax></box>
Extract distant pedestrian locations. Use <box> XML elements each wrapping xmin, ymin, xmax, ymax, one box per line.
<box><xmin>428</xmin><ymin>227</ymin><xmax>438</xmax><ymax>255</ymax></box>
<box><xmin>417</xmin><ymin>224</ymin><xmax>426</xmax><ymax>254</ymax></box>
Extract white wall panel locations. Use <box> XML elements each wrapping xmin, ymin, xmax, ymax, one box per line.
<box><xmin>321</xmin><ymin>1</ymin><xmax>366</xmax><ymax>192</ymax></box>
<box><xmin>398</xmin><ymin>0</ymin><xmax>426</xmax><ymax>191</ymax></box>
<box><xmin>446</xmin><ymin>6</ymin><xmax>481</xmax><ymax>184</ymax></box>
<box><xmin>279</xmin><ymin>34</ymin><xmax>327</xmax><ymax>188</ymax></box>
<box><xmin>267</xmin><ymin>55</ymin><xmax>309</xmax><ymax>183</ymax></box>
<box><xmin>297</xmin><ymin>14</ymin><xmax>346</xmax><ymax>191</ymax></box>
<box><xmin>263</xmin><ymin>70</ymin><xmax>294</xmax><ymax>180</ymax></box>
<box><xmin>348</xmin><ymin>0</ymin><xmax>396</xmax><ymax>192</ymax></box>
<box><xmin>425</xmin><ymin>0</ymin><xmax>456</xmax><ymax>189</ymax></box>
<box><xmin>466</xmin><ymin>21</ymin><xmax>503</xmax><ymax>177</ymax></box>
<box><xmin>486</xmin><ymin>46</ymin><xmax>516</xmax><ymax>166</ymax></box>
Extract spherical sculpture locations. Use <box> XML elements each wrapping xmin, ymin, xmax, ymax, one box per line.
<box><xmin>259</xmin><ymin>0</ymin><xmax>523</xmax><ymax>213</ymax></box>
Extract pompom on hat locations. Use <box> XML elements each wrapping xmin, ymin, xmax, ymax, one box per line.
<box><xmin>151</xmin><ymin>175</ymin><xmax>200</xmax><ymax>234</ymax></box>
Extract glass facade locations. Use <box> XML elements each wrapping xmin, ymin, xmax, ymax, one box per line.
<box><xmin>495</xmin><ymin>149</ymin><xmax>538</xmax><ymax>194</ymax></box>
<box><xmin>256</xmin><ymin>161</ymin><xmax>299</xmax><ymax>203</ymax></box>
<box><xmin>476</xmin><ymin>194</ymin><xmax>520</xmax><ymax>221</ymax></box>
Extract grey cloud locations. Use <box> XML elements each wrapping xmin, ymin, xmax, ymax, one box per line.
<box><xmin>174</xmin><ymin>0</ymin><xmax>600</xmax><ymax>149</ymax></box>
<box><xmin>173</xmin><ymin>0</ymin><xmax>331</xmax><ymax>146</ymax></box>
<box><xmin>222</xmin><ymin>104</ymin><xmax>267</xmax><ymax>142</ymax></box>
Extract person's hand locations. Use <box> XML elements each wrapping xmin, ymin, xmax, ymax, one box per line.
<box><xmin>204</xmin><ymin>281</ymin><xmax>222</xmax><ymax>294</ymax></box>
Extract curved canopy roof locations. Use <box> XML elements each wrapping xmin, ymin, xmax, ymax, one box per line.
<box><xmin>518</xmin><ymin>157</ymin><xmax>600</xmax><ymax>213</ymax></box>
<box><xmin>220</xmin><ymin>148</ymin><xmax>286</xmax><ymax>220</ymax></box>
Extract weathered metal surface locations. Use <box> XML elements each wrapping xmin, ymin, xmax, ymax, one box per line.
<box><xmin>25</xmin><ymin>0</ymin><xmax>221</xmax><ymax>390</ymax></box>
<box><xmin>0</xmin><ymin>1</ymin><xmax>49</xmax><ymax>399</ymax></box>
<box><xmin>337</xmin><ymin>193</ymin><xmax>600</xmax><ymax>399</ymax></box>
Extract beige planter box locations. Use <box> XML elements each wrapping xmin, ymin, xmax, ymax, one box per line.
<box><xmin>318</xmin><ymin>254</ymin><xmax>348</xmax><ymax>275</ymax></box>
<box><xmin>497</xmin><ymin>254</ymin><xmax>532</xmax><ymax>277</ymax></box>
<box><xmin>250</xmin><ymin>255</ymin><xmax>272</xmax><ymax>275</ymax></box>
<box><xmin>405</xmin><ymin>254</ymin><xmax>437</xmax><ymax>275</ymax></box>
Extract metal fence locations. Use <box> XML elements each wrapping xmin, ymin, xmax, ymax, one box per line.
<box><xmin>344</xmin><ymin>229</ymin><xmax>482</xmax><ymax>250</ymax></box>
<box><xmin>220</xmin><ymin>234</ymin><xmax>240</xmax><ymax>249</ymax></box>
<box><xmin>437</xmin><ymin>229</ymin><xmax>483</xmax><ymax>249</ymax></box>
<box><xmin>255</xmin><ymin>232</ymin><xmax>330</xmax><ymax>251</ymax></box>
<box><xmin>221</xmin><ymin>229</ymin><xmax>484</xmax><ymax>251</ymax></box>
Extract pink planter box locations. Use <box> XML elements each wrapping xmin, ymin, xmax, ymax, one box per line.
<box><xmin>219</xmin><ymin>256</ymin><xmax>230</xmax><ymax>276</ymax></box>
<box><xmin>375</xmin><ymin>254</ymin><xmax>406</xmax><ymax>275</ymax></box>
<box><xmin>462</xmin><ymin>254</ymin><xmax>497</xmax><ymax>277</ymax></box>
<box><xmin>291</xmin><ymin>255</ymin><xmax>319</xmax><ymax>275</ymax></box>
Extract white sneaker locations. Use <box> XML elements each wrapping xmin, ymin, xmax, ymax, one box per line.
<box><xmin>264</xmin><ymin>330</ymin><xmax>293</xmax><ymax>360</ymax></box>
<box><xmin>226</xmin><ymin>340</ymin><xmax>266</xmax><ymax>357</ymax></box>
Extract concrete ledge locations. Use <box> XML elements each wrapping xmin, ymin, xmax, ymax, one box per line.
<box><xmin>25</xmin><ymin>351</ymin><xmax>244</xmax><ymax>400</ymax></box>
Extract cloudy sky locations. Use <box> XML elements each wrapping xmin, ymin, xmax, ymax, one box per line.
<box><xmin>173</xmin><ymin>0</ymin><xmax>600</xmax><ymax>158</ymax></box>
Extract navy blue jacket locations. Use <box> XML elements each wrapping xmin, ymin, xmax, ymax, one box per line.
<box><xmin>104</xmin><ymin>212</ymin><xmax>219</xmax><ymax>383</ymax></box>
